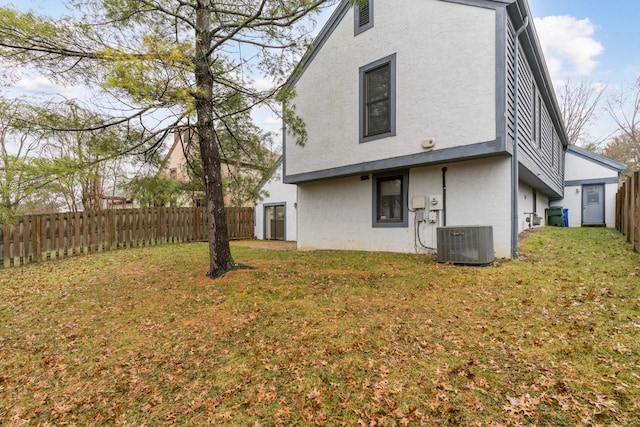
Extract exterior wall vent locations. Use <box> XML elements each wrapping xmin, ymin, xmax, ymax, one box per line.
<box><xmin>354</xmin><ymin>0</ymin><xmax>373</xmax><ymax>35</ymax></box>
<box><xmin>437</xmin><ymin>226</ymin><xmax>495</xmax><ymax>265</ymax></box>
<box><xmin>359</xmin><ymin>2</ymin><xmax>370</xmax><ymax>27</ymax></box>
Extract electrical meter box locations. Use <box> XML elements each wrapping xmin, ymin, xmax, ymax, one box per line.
<box><xmin>429</xmin><ymin>195</ymin><xmax>443</xmax><ymax>211</ymax></box>
<box><xmin>411</xmin><ymin>196</ymin><xmax>427</xmax><ymax>210</ymax></box>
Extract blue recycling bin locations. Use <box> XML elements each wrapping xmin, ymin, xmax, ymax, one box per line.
<box><xmin>562</xmin><ymin>208</ymin><xmax>569</xmax><ymax>227</ymax></box>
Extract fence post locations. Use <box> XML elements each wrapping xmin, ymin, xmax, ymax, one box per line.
<box><xmin>34</xmin><ymin>215</ymin><xmax>42</xmax><ymax>262</ymax></box>
<box><xmin>616</xmin><ymin>188</ymin><xmax>621</xmax><ymax>232</ymax></box>
<box><xmin>631</xmin><ymin>171</ymin><xmax>640</xmax><ymax>252</ymax></box>
<box><xmin>620</xmin><ymin>181</ymin><xmax>626</xmax><ymax>235</ymax></box>
<box><xmin>625</xmin><ymin>179</ymin><xmax>632</xmax><ymax>243</ymax></box>
<box><xmin>193</xmin><ymin>207</ymin><xmax>199</xmax><ymax>241</ymax></box>
<box><xmin>2</xmin><ymin>222</ymin><xmax>9</xmax><ymax>268</ymax></box>
<box><xmin>13</xmin><ymin>219</ymin><xmax>21</xmax><ymax>265</ymax></box>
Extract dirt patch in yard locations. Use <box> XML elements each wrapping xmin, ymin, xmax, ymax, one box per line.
<box><xmin>518</xmin><ymin>226</ymin><xmax>545</xmax><ymax>244</ymax></box>
<box><xmin>230</xmin><ymin>240</ymin><xmax>297</xmax><ymax>250</ymax></box>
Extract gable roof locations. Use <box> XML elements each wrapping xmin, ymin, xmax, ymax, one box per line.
<box><xmin>566</xmin><ymin>145</ymin><xmax>627</xmax><ymax>172</ymax></box>
<box><xmin>286</xmin><ymin>0</ymin><xmax>351</xmax><ymax>87</ymax></box>
<box><xmin>287</xmin><ymin>0</ymin><xmax>569</xmax><ymax>148</ymax></box>
<box><xmin>255</xmin><ymin>156</ymin><xmax>284</xmax><ymax>192</ymax></box>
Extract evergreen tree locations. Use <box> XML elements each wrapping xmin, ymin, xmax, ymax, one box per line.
<box><xmin>0</xmin><ymin>0</ymin><xmax>339</xmax><ymax>277</ymax></box>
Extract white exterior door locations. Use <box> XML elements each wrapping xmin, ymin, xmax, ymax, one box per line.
<box><xmin>582</xmin><ymin>184</ymin><xmax>605</xmax><ymax>226</ymax></box>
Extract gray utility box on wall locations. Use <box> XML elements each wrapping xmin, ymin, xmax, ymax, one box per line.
<box><xmin>436</xmin><ymin>226</ymin><xmax>495</xmax><ymax>265</ymax></box>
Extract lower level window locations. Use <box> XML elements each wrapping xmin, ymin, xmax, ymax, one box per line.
<box><xmin>373</xmin><ymin>171</ymin><xmax>408</xmax><ymax>227</ymax></box>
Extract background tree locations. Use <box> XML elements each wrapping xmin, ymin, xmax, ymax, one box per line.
<box><xmin>0</xmin><ymin>0</ymin><xmax>339</xmax><ymax>277</ymax></box>
<box><xmin>602</xmin><ymin>133</ymin><xmax>638</xmax><ymax>174</ymax></box>
<box><xmin>16</xmin><ymin>188</ymin><xmax>64</xmax><ymax>216</ymax></box>
<box><xmin>177</xmin><ymin>110</ymin><xmax>277</xmax><ymax>207</ymax></box>
<box><xmin>39</xmin><ymin>101</ymin><xmax>142</xmax><ymax>212</ymax></box>
<box><xmin>127</xmin><ymin>174</ymin><xmax>182</xmax><ymax>207</ymax></box>
<box><xmin>0</xmin><ymin>98</ymin><xmax>46</xmax><ymax>224</ymax></box>
<box><xmin>557</xmin><ymin>78</ymin><xmax>606</xmax><ymax>148</ymax></box>
<box><xmin>605</xmin><ymin>76</ymin><xmax>640</xmax><ymax>174</ymax></box>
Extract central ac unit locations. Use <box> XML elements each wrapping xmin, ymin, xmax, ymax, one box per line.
<box><xmin>436</xmin><ymin>226</ymin><xmax>494</xmax><ymax>265</ymax></box>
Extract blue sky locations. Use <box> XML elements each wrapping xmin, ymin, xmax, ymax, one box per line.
<box><xmin>1</xmin><ymin>0</ymin><xmax>639</xmax><ymax>142</ymax></box>
<box><xmin>526</xmin><ymin>0</ymin><xmax>640</xmax><ymax>140</ymax></box>
<box><xmin>530</xmin><ymin>0</ymin><xmax>640</xmax><ymax>84</ymax></box>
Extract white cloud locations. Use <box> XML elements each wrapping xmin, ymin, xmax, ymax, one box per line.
<box><xmin>253</xmin><ymin>75</ymin><xmax>287</xmax><ymax>92</ymax></box>
<box><xmin>9</xmin><ymin>72</ymin><xmax>88</xmax><ymax>101</ymax></box>
<box><xmin>534</xmin><ymin>15</ymin><xmax>604</xmax><ymax>78</ymax></box>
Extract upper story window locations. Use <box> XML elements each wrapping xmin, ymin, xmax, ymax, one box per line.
<box><xmin>360</xmin><ymin>53</ymin><xmax>396</xmax><ymax>143</ymax></box>
<box><xmin>354</xmin><ymin>0</ymin><xmax>374</xmax><ymax>35</ymax></box>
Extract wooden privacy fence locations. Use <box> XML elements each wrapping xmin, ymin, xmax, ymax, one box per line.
<box><xmin>616</xmin><ymin>171</ymin><xmax>640</xmax><ymax>252</ymax></box>
<box><xmin>0</xmin><ymin>206</ymin><xmax>254</xmax><ymax>268</ymax></box>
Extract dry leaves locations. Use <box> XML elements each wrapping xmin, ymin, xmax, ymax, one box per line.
<box><xmin>0</xmin><ymin>228</ymin><xmax>638</xmax><ymax>425</ymax></box>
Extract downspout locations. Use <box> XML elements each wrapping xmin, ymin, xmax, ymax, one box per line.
<box><xmin>511</xmin><ymin>15</ymin><xmax>529</xmax><ymax>260</ymax></box>
<box><xmin>441</xmin><ymin>167</ymin><xmax>447</xmax><ymax>226</ymax></box>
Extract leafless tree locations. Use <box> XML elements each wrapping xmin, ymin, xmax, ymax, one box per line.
<box><xmin>605</xmin><ymin>76</ymin><xmax>640</xmax><ymax>172</ymax></box>
<box><xmin>558</xmin><ymin>79</ymin><xmax>607</xmax><ymax>147</ymax></box>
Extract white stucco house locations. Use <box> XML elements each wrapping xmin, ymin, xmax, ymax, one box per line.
<box><xmin>254</xmin><ymin>158</ymin><xmax>298</xmax><ymax>241</ymax></box>
<box><xmin>278</xmin><ymin>0</ymin><xmax>568</xmax><ymax>259</ymax></box>
<box><xmin>551</xmin><ymin>145</ymin><xmax>626</xmax><ymax>228</ymax></box>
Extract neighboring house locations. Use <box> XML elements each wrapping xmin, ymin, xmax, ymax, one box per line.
<box><xmin>163</xmin><ymin>129</ymin><xmax>204</xmax><ymax>207</ymax></box>
<box><xmin>282</xmin><ymin>0</ymin><xmax>568</xmax><ymax>258</ymax></box>
<box><xmin>102</xmin><ymin>195</ymin><xmax>139</xmax><ymax>210</ymax></box>
<box><xmin>254</xmin><ymin>158</ymin><xmax>298</xmax><ymax>241</ymax></box>
<box><xmin>552</xmin><ymin>145</ymin><xmax>626</xmax><ymax>228</ymax></box>
<box><xmin>163</xmin><ymin>128</ymin><xmax>276</xmax><ymax>208</ymax></box>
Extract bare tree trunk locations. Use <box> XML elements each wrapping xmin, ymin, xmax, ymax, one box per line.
<box><xmin>195</xmin><ymin>1</ymin><xmax>234</xmax><ymax>278</ymax></box>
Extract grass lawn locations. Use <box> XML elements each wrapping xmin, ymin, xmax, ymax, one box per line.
<box><xmin>1</xmin><ymin>227</ymin><xmax>639</xmax><ymax>426</ymax></box>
